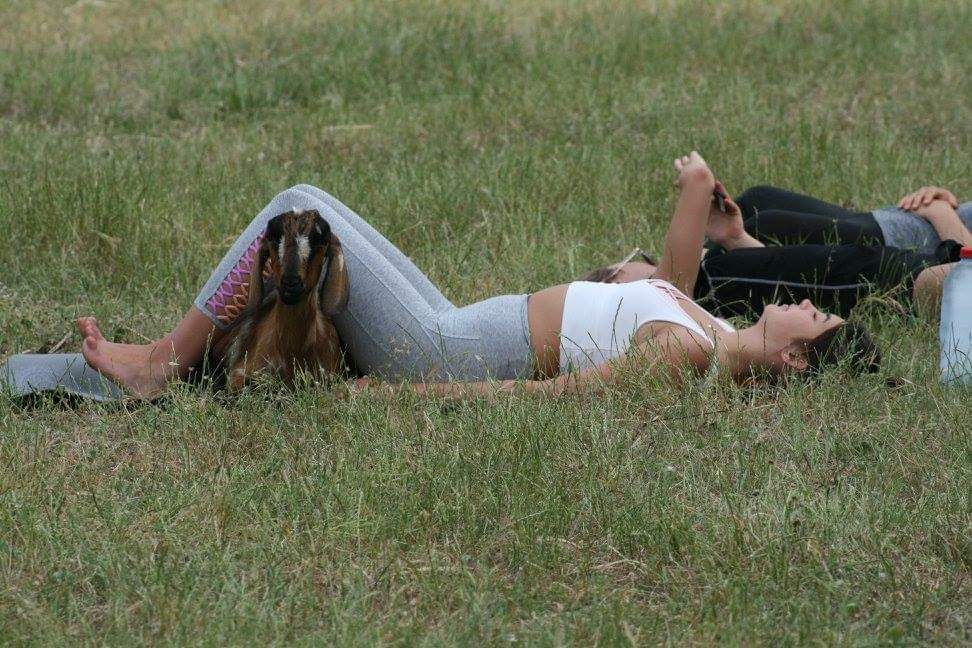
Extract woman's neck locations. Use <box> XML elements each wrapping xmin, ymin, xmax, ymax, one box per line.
<box><xmin>713</xmin><ymin>326</ymin><xmax>768</xmax><ymax>382</ymax></box>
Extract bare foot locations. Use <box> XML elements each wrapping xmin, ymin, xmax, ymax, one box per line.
<box><xmin>77</xmin><ymin>317</ymin><xmax>178</xmax><ymax>399</ymax></box>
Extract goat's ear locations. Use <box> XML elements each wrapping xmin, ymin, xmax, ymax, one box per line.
<box><xmin>318</xmin><ymin>233</ymin><xmax>350</xmax><ymax>315</ymax></box>
<box><xmin>311</xmin><ymin>214</ymin><xmax>330</xmax><ymax>244</ymax></box>
<box><xmin>266</xmin><ymin>214</ymin><xmax>285</xmax><ymax>244</ymax></box>
<box><xmin>248</xmin><ymin>235</ymin><xmax>272</xmax><ymax>307</ymax></box>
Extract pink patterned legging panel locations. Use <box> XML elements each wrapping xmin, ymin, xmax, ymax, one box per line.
<box><xmin>202</xmin><ymin>235</ymin><xmax>274</xmax><ymax>327</ymax></box>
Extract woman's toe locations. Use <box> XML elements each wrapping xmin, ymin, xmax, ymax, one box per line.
<box><xmin>82</xmin><ymin>336</ymin><xmax>106</xmax><ymax>367</ymax></box>
<box><xmin>87</xmin><ymin>318</ymin><xmax>105</xmax><ymax>341</ymax></box>
<box><xmin>77</xmin><ymin>317</ymin><xmax>95</xmax><ymax>340</ymax></box>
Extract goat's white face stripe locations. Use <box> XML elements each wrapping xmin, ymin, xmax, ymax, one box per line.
<box><xmin>296</xmin><ymin>235</ymin><xmax>310</xmax><ymax>262</ymax></box>
<box><xmin>277</xmin><ymin>238</ymin><xmax>286</xmax><ymax>262</ymax></box>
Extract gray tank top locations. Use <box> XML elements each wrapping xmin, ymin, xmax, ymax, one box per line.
<box><xmin>872</xmin><ymin>201</ymin><xmax>972</xmax><ymax>254</ymax></box>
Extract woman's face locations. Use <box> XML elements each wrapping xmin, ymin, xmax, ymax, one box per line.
<box><xmin>759</xmin><ymin>299</ymin><xmax>844</xmax><ymax>347</ymax></box>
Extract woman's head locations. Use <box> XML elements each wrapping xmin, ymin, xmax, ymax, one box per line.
<box><xmin>748</xmin><ymin>299</ymin><xmax>880</xmax><ymax>376</ymax></box>
<box><xmin>582</xmin><ymin>258</ymin><xmax>657</xmax><ymax>284</ymax></box>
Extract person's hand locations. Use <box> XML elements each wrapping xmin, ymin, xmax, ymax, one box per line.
<box><xmin>344</xmin><ymin>375</ymin><xmax>396</xmax><ymax>398</ymax></box>
<box><xmin>673</xmin><ymin>150</ymin><xmax>715</xmax><ymax>190</ymax></box>
<box><xmin>352</xmin><ymin>376</ymin><xmax>374</xmax><ymax>391</ymax></box>
<box><xmin>898</xmin><ymin>186</ymin><xmax>958</xmax><ymax>211</ymax></box>
<box><xmin>705</xmin><ymin>181</ymin><xmax>746</xmax><ymax>246</ymax></box>
<box><xmin>909</xmin><ymin>199</ymin><xmax>958</xmax><ymax>224</ymax></box>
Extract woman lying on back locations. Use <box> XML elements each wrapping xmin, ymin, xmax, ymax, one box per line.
<box><xmin>584</xmin><ymin>184</ymin><xmax>971</xmax><ymax>319</ymax></box>
<box><xmin>77</xmin><ymin>151</ymin><xmax>880</xmax><ymax>399</ymax></box>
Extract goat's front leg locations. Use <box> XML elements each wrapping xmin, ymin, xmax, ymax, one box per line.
<box><xmin>227</xmin><ymin>368</ymin><xmax>248</xmax><ymax>391</ymax></box>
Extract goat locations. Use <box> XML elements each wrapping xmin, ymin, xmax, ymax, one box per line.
<box><xmin>209</xmin><ymin>209</ymin><xmax>350</xmax><ymax>390</ymax></box>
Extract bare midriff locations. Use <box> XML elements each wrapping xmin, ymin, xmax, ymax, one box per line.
<box><xmin>526</xmin><ymin>284</ymin><xmax>570</xmax><ymax>378</ymax></box>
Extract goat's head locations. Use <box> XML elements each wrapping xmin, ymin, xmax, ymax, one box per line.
<box><xmin>249</xmin><ymin>209</ymin><xmax>350</xmax><ymax>314</ymax></box>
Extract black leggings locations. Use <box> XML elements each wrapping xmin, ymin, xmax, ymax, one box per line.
<box><xmin>695</xmin><ymin>185</ymin><xmax>961</xmax><ymax>318</ymax></box>
<box><xmin>694</xmin><ymin>242</ymin><xmax>958</xmax><ymax>319</ymax></box>
<box><xmin>734</xmin><ymin>185</ymin><xmax>885</xmax><ymax>246</ymax></box>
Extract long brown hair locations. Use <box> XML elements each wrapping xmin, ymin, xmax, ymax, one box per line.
<box><xmin>581</xmin><ymin>250</ymin><xmax>656</xmax><ymax>283</ymax></box>
<box><xmin>580</xmin><ymin>265</ymin><xmax>622</xmax><ymax>283</ymax></box>
<box><xmin>805</xmin><ymin>320</ymin><xmax>881</xmax><ymax>375</ymax></box>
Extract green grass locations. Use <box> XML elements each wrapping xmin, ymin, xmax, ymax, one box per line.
<box><xmin>1</xmin><ymin>0</ymin><xmax>970</xmax><ymax>644</ymax></box>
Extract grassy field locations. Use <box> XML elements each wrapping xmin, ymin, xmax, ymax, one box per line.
<box><xmin>1</xmin><ymin>0</ymin><xmax>970</xmax><ymax>644</ymax></box>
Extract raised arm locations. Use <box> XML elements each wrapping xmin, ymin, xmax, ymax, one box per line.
<box><xmin>653</xmin><ymin>151</ymin><xmax>717</xmax><ymax>296</ymax></box>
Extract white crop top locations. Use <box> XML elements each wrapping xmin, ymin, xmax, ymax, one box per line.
<box><xmin>559</xmin><ymin>279</ymin><xmax>735</xmax><ymax>372</ymax></box>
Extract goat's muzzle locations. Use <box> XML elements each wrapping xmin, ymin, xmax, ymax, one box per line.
<box><xmin>280</xmin><ymin>277</ymin><xmax>305</xmax><ymax>305</ymax></box>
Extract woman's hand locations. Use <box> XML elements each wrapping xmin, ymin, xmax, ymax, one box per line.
<box><xmin>898</xmin><ymin>186</ymin><xmax>959</xmax><ymax>211</ymax></box>
<box><xmin>346</xmin><ymin>375</ymin><xmax>398</xmax><ymax>397</ymax></box>
<box><xmin>705</xmin><ymin>181</ymin><xmax>746</xmax><ymax>246</ymax></box>
<box><xmin>352</xmin><ymin>376</ymin><xmax>374</xmax><ymax>391</ymax></box>
<box><xmin>673</xmin><ymin>150</ymin><xmax>715</xmax><ymax>191</ymax></box>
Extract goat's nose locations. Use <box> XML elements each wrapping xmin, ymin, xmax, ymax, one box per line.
<box><xmin>280</xmin><ymin>277</ymin><xmax>304</xmax><ymax>304</ymax></box>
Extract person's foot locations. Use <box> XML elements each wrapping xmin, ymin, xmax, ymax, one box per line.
<box><xmin>77</xmin><ymin>317</ymin><xmax>177</xmax><ymax>399</ymax></box>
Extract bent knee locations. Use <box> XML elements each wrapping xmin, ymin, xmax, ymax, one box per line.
<box><xmin>289</xmin><ymin>183</ymin><xmax>327</xmax><ymax>199</ymax></box>
<box><xmin>273</xmin><ymin>185</ymin><xmax>315</xmax><ymax>205</ymax></box>
<box><xmin>271</xmin><ymin>186</ymin><xmax>340</xmax><ymax>219</ymax></box>
<box><xmin>271</xmin><ymin>184</ymin><xmax>329</xmax><ymax>205</ymax></box>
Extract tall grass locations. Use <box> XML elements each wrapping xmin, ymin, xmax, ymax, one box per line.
<box><xmin>0</xmin><ymin>0</ymin><xmax>969</xmax><ymax>644</ymax></box>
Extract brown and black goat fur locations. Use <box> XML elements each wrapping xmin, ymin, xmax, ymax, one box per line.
<box><xmin>209</xmin><ymin>209</ymin><xmax>350</xmax><ymax>390</ymax></box>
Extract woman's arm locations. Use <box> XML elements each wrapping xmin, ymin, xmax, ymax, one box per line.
<box><xmin>653</xmin><ymin>151</ymin><xmax>717</xmax><ymax>296</ymax></box>
<box><xmin>353</xmin><ymin>324</ymin><xmax>714</xmax><ymax>401</ymax></box>
<box><xmin>913</xmin><ymin>262</ymin><xmax>957</xmax><ymax>317</ymax></box>
<box><xmin>912</xmin><ymin>200</ymin><xmax>972</xmax><ymax>247</ymax></box>
<box><xmin>898</xmin><ymin>186</ymin><xmax>959</xmax><ymax>211</ymax></box>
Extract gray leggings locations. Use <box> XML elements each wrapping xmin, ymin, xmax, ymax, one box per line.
<box><xmin>193</xmin><ymin>185</ymin><xmax>534</xmax><ymax>381</ymax></box>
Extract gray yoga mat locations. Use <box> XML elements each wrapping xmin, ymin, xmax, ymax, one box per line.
<box><xmin>0</xmin><ymin>353</ymin><xmax>125</xmax><ymax>402</ymax></box>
